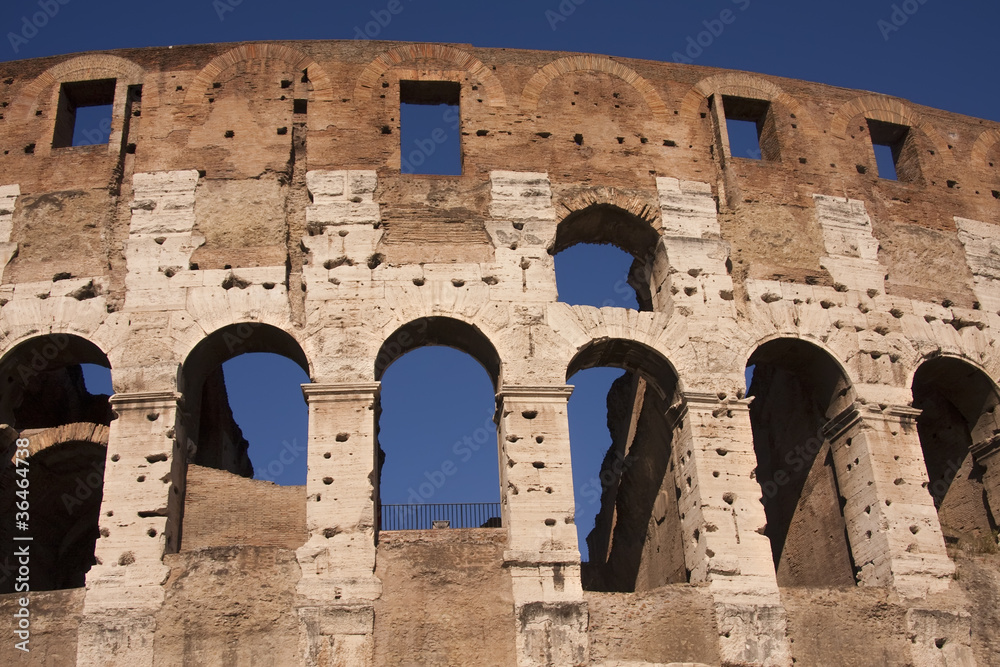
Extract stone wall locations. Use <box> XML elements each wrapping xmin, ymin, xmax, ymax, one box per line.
<box><xmin>0</xmin><ymin>39</ymin><xmax>997</xmax><ymax>666</ymax></box>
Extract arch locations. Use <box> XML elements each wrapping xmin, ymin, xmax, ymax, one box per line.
<box><xmin>742</xmin><ymin>332</ymin><xmax>853</xmax><ymax>391</ymax></box>
<box><xmin>9</xmin><ymin>421</ymin><xmax>109</xmax><ymax>461</ymax></box>
<box><xmin>911</xmin><ymin>355</ymin><xmax>1000</xmax><ymax>548</ymax></box>
<box><xmin>746</xmin><ymin>336</ymin><xmax>858</xmax><ymax>586</ymax></box>
<box><xmin>354</xmin><ymin>44</ymin><xmax>506</xmax><ymax>107</ymax></box>
<box><xmin>567</xmin><ymin>337</ymin><xmax>679</xmax><ymax>400</ymax></box>
<box><xmin>830</xmin><ymin>94</ymin><xmax>952</xmax><ymax>159</ymax></box>
<box><xmin>178</xmin><ymin>322</ymin><xmax>310</xmax><ymax>478</ymax></box>
<box><xmin>183</xmin><ymin>43</ymin><xmax>335</xmax><ymax>105</ymax></box>
<box><xmin>0</xmin><ymin>333</ymin><xmax>112</xmax><ymax>430</ymax></box>
<box><xmin>180</xmin><ymin>321</ymin><xmax>310</xmax><ymax>393</ymax></box>
<box><xmin>552</xmin><ymin>202</ymin><xmax>665</xmax><ymax>313</ymax></box>
<box><xmin>913</xmin><ymin>355</ymin><xmax>1000</xmax><ymax>440</ymax></box>
<box><xmin>12</xmin><ymin>53</ymin><xmax>147</xmax><ymax>119</ymax></box>
<box><xmin>0</xmin><ymin>332</ymin><xmax>110</xmax><ymax>375</ymax></box>
<box><xmin>566</xmin><ymin>336</ymin><xmax>684</xmax><ymax>591</ymax></box>
<box><xmin>970</xmin><ymin>128</ymin><xmax>1000</xmax><ymax>167</ymax></box>
<box><xmin>552</xmin><ymin>203</ymin><xmax>661</xmax><ymax>259</ymax></box>
<box><xmin>680</xmin><ymin>71</ymin><xmax>809</xmax><ymax>123</ymax></box>
<box><xmin>520</xmin><ymin>55</ymin><xmax>668</xmax><ymax>121</ymax></box>
<box><xmin>374</xmin><ymin>316</ymin><xmax>501</xmax><ymax>390</ymax></box>
<box><xmin>554</xmin><ymin>188</ymin><xmax>661</xmax><ymax>231</ymax></box>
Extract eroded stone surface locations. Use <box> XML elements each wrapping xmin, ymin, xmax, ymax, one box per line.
<box><xmin>0</xmin><ymin>39</ymin><xmax>997</xmax><ymax>667</ymax></box>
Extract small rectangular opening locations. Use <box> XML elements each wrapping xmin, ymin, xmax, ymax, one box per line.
<box><xmin>722</xmin><ymin>95</ymin><xmax>777</xmax><ymax>161</ymax></box>
<box><xmin>399</xmin><ymin>80</ymin><xmax>461</xmax><ymax>175</ymax></box>
<box><xmin>52</xmin><ymin>79</ymin><xmax>116</xmax><ymax>148</ymax></box>
<box><xmin>872</xmin><ymin>143</ymin><xmax>898</xmax><ymax>180</ymax></box>
<box><xmin>726</xmin><ymin>118</ymin><xmax>763</xmax><ymax>160</ymax></box>
<box><xmin>867</xmin><ymin>118</ymin><xmax>914</xmax><ymax>181</ymax></box>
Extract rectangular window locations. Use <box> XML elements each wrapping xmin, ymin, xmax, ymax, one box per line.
<box><xmin>399</xmin><ymin>80</ymin><xmax>461</xmax><ymax>175</ymax></box>
<box><xmin>867</xmin><ymin>118</ymin><xmax>916</xmax><ymax>182</ymax></box>
<box><xmin>721</xmin><ymin>95</ymin><xmax>779</xmax><ymax>161</ymax></box>
<box><xmin>52</xmin><ymin>79</ymin><xmax>117</xmax><ymax>148</ymax></box>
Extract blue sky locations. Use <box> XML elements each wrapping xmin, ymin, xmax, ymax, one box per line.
<box><xmin>11</xmin><ymin>0</ymin><xmax>997</xmax><ymax>557</ymax></box>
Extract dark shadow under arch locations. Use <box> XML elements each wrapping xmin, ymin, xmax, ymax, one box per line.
<box><xmin>912</xmin><ymin>356</ymin><xmax>1000</xmax><ymax>548</ymax></box>
<box><xmin>0</xmin><ymin>334</ymin><xmax>111</xmax><ymax>430</ymax></box>
<box><xmin>552</xmin><ymin>204</ymin><xmax>660</xmax><ymax>260</ymax></box>
<box><xmin>181</xmin><ymin>322</ymin><xmax>309</xmax><ymax>393</ymax></box>
<box><xmin>176</xmin><ymin>322</ymin><xmax>311</xmax><ymax>552</ymax></box>
<box><xmin>567</xmin><ymin>338</ymin><xmax>685</xmax><ymax>592</ymax></box>
<box><xmin>2</xmin><ymin>440</ymin><xmax>107</xmax><ymax>592</ymax></box>
<box><xmin>552</xmin><ymin>204</ymin><xmax>666</xmax><ymax>313</ymax></box>
<box><xmin>747</xmin><ymin>337</ymin><xmax>857</xmax><ymax>586</ymax></box>
<box><xmin>0</xmin><ymin>334</ymin><xmax>111</xmax><ymax>591</ymax></box>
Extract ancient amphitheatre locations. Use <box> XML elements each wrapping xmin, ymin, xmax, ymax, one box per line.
<box><xmin>0</xmin><ymin>38</ymin><xmax>997</xmax><ymax>666</ymax></box>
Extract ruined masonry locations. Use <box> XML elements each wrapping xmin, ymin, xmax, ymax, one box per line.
<box><xmin>0</xmin><ymin>40</ymin><xmax>998</xmax><ymax>667</ymax></box>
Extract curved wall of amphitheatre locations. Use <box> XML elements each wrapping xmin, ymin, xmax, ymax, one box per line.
<box><xmin>0</xmin><ymin>40</ymin><xmax>998</xmax><ymax>666</ymax></box>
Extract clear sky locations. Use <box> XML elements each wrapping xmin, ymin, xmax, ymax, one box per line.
<box><xmin>12</xmin><ymin>0</ymin><xmax>998</xmax><ymax>557</ymax></box>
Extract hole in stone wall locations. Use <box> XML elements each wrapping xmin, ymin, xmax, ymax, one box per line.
<box><xmin>912</xmin><ymin>357</ymin><xmax>999</xmax><ymax>552</ymax></box>
<box><xmin>399</xmin><ymin>80</ymin><xmax>461</xmax><ymax>176</ymax></box>
<box><xmin>52</xmin><ymin>78</ymin><xmax>116</xmax><ymax>148</ymax></box>
<box><xmin>376</xmin><ymin>345</ymin><xmax>501</xmax><ymax>531</ymax></box>
<box><xmin>0</xmin><ymin>336</ymin><xmax>113</xmax><ymax>593</ymax></box>
<box><xmin>721</xmin><ymin>95</ymin><xmax>778</xmax><ymax>161</ymax></box>
<box><xmin>867</xmin><ymin>118</ymin><xmax>920</xmax><ymax>182</ymax></box>
<box><xmin>567</xmin><ymin>339</ymin><xmax>686</xmax><ymax>593</ymax></box>
<box><xmin>178</xmin><ymin>324</ymin><xmax>310</xmax><ymax>552</ymax></box>
<box><xmin>747</xmin><ymin>339</ymin><xmax>858</xmax><ymax>587</ymax></box>
<box><xmin>555</xmin><ymin>243</ymin><xmax>643</xmax><ymax>310</ymax></box>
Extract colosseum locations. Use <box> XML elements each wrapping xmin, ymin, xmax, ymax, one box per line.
<box><xmin>0</xmin><ymin>38</ymin><xmax>998</xmax><ymax>666</ymax></box>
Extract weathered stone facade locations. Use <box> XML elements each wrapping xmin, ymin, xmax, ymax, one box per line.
<box><xmin>0</xmin><ymin>40</ymin><xmax>998</xmax><ymax>666</ymax></box>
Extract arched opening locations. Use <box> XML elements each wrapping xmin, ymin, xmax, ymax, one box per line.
<box><xmin>374</xmin><ymin>317</ymin><xmax>502</xmax><ymax>531</ymax></box>
<box><xmin>0</xmin><ymin>334</ymin><xmax>112</xmax><ymax>592</ymax></box>
<box><xmin>177</xmin><ymin>323</ymin><xmax>310</xmax><ymax>551</ymax></box>
<box><xmin>567</xmin><ymin>338</ymin><xmax>686</xmax><ymax>592</ymax></box>
<box><xmin>912</xmin><ymin>357</ymin><xmax>1000</xmax><ymax>551</ymax></box>
<box><xmin>551</xmin><ymin>204</ymin><xmax>664</xmax><ymax>312</ymax></box>
<box><xmin>747</xmin><ymin>338</ymin><xmax>857</xmax><ymax>586</ymax></box>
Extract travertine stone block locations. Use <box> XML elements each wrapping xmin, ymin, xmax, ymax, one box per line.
<box><xmin>814</xmin><ymin>194</ymin><xmax>886</xmax><ymax>293</ymax></box>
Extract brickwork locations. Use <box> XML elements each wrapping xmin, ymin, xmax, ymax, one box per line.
<box><xmin>181</xmin><ymin>464</ymin><xmax>306</xmax><ymax>551</ymax></box>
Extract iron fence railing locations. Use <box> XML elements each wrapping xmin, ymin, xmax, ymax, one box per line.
<box><xmin>380</xmin><ymin>502</ymin><xmax>502</xmax><ymax>531</ymax></box>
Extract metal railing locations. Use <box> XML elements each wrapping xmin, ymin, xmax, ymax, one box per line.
<box><xmin>380</xmin><ymin>502</ymin><xmax>502</xmax><ymax>531</ymax></box>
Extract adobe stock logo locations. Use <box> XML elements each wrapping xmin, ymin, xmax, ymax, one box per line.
<box><xmin>352</xmin><ymin>0</ymin><xmax>416</xmax><ymax>40</ymax></box>
<box><xmin>877</xmin><ymin>0</ymin><xmax>930</xmax><ymax>41</ymax></box>
<box><xmin>6</xmin><ymin>0</ymin><xmax>71</xmax><ymax>55</ymax></box>
<box><xmin>671</xmin><ymin>0</ymin><xmax>752</xmax><ymax>65</ymax></box>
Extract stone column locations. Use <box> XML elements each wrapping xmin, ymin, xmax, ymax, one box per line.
<box><xmin>972</xmin><ymin>436</ymin><xmax>1000</xmax><ymax>522</ymax></box>
<box><xmin>498</xmin><ymin>385</ymin><xmax>588</xmax><ymax>667</ymax></box>
<box><xmin>824</xmin><ymin>402</ymin><xmax>976</xmax><ymax>666</ymax></box>
<box><xmin>296</xmin><ymin>382</ymin><xmax>381</xmax><ymax>667</ymax></box>
<box><xmin>824</xmin><ymin>401</ymin><xmax>955</xmax><ymax>597</ymax></box>
<box><xmin>674</xmin><ymin>392</ymin><xmax>792</xmax><ymax>667</ymax></box>
<box><xmin>77</xmin><ymin>390</ymin><xmax>182</xmax><ymax>667</ymax></box>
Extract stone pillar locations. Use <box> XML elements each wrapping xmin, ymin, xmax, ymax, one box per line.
<box><xmin>486</xmin><ymin>170</ymin><xmax>558</xmax><ymax>303</ymax></box>
<box><xmin>77</xmin><ymin>390</ymin><xmax>182</xmax><ymax>667</ymax></box>
<box><xmin>971</xmin><ymin>436</ymin><xmax>1000</xmax><ymax>525</ymax></box>
<box><xmin>824</xmin><ymin>402</ymin><xmax>955</xmax><ymax>598</ymax></box>
<box><xmin>0</xmin><ymin>184</ymin><xmax>19</xmax><ymax>280</ymax></box>
<box><xmin>498</xmin><ymin>385</ymin><xmax>588</xmax><ymax>667</ymax></box>
<box><xmin>674</xmin><ymin>392</ymin><xmax>792</xmax><ymax>667</ymax></box>
<box><xmin>296</xmin><ymin>382</ymin><xmax>381</xmax><ymax>667</ymax></box>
